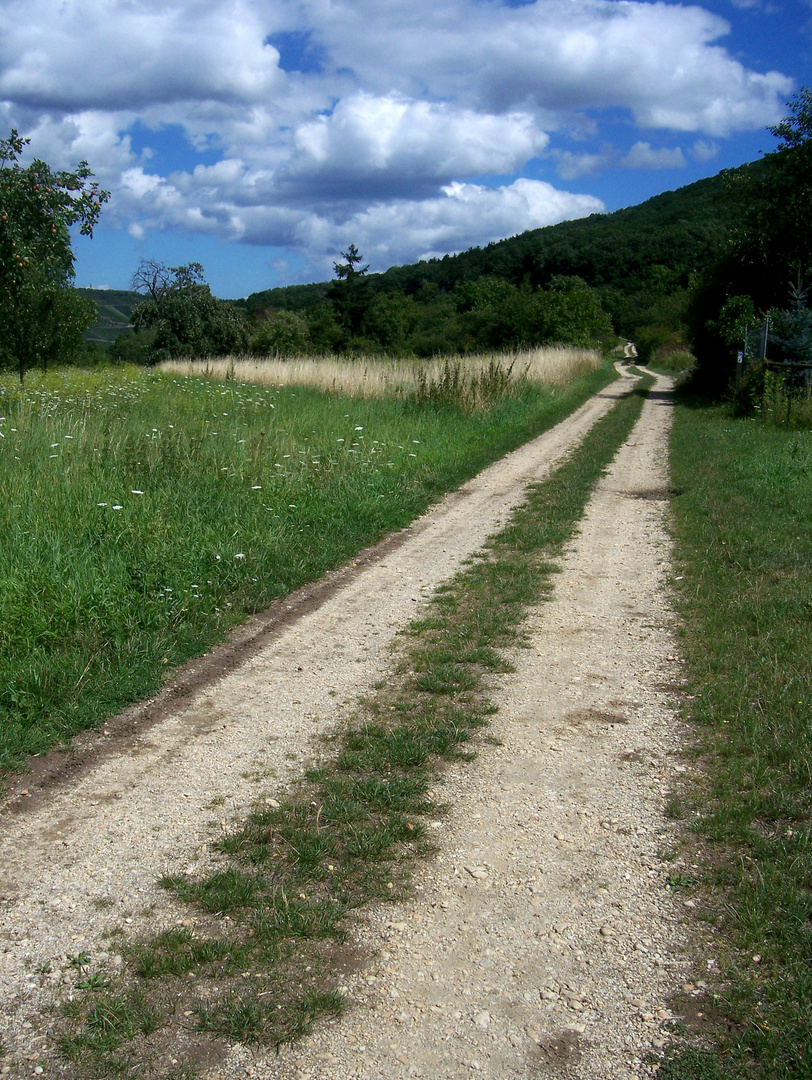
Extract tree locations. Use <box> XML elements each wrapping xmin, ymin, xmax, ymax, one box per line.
<box><xmin>250</xmin><ymin>308</ymin><xmax>311</xmax><ymax>356</ymax></box>
<box><xmin>0</xmin><ymin>129</ymin><xmax>109</xmax><ymax>381</ymax></box>
<box><xmin>130</xmin><ymin>257</ymin><xmax>204</xmax><ymax>301</ymax></box>
<box><xmin>131</xmin><ymin>261</ymin><xmax>248</xmax><ymax>361</ymax></box>
<box><xmin>770</xmin><ymin>86</ymin><xmax>812</xmax><ymax>151</ymax></box>
<box><xmin>362</xmin><ymin>291</ymin><xmax>419</xmax><ymax>352</ymax></box>
<box><xmin>328</xmin><ymin>244</ymin><xmax>371</xmax><ymax>346</ymax></box>
<box><xmin>756</xmin><ymin>87</ymin><xmax>812</xmax><ymax>291</ymax></box>
<box><xmin>333</xmin><ymin>243</ymin><xmax>369</xmax><ymax>281</ymax></box>
<box><xmin>688</xmin><ymin>90</ymin><xmax>812</xmax><ymax>389</ymax></box>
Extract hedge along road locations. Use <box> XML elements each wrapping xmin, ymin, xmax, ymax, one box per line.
<box><xmin>0</xmin><ymin>367</ymin><xmax>694</xmax><ymax>1079</ymax></box>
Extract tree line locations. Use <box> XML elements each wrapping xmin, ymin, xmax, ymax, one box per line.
<box><xmin>100</xmin><ymin>243</ymin><xmax>616</xmax><ymax>364</ymax></box>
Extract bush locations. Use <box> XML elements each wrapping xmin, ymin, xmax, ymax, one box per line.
<box><xmin>250</xmin><ymin>310</ymin><xmax>311</xmax><ymax>356</ymax></box>
<box><xmin>651</xmin><ymin>343</ymin><xmax>696</xmax><ymax>374</ymax></box>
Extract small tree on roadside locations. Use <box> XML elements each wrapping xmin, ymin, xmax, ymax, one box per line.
<box><xmin>131</xmin><ymin>260</ymin><xmax>248</xmax><ymax>362</ymax></box>
<box><xmin>0</xmin><ymin>130</ymin><xmax>109</xmax><ymax>381</ymax></box>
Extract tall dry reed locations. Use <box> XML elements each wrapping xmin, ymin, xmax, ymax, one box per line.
<box><xmin>160</xmin><ymin>347</ymin><xmax>602</xmax><ymax>403</ymax></box>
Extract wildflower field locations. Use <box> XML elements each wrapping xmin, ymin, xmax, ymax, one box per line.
<box><xmin>0</xmin><ymin>355</ymin><xmax>610</xmax><ymax>776</ymax></box>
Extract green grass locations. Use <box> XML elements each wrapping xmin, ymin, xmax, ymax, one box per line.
<box><xmin>57</xmin><ymin>373</ymin><xmax>652</xmax><ymax>1078</ymax></box>
<box><xmin>0</xmin><ymin>360</ymin><xmax>613</xmax><ymax>776</ymax></box>
<box><xmin>664</xmin><ymin>395</ymin><xmax>812</xmax><ymax>1079</ymax></box>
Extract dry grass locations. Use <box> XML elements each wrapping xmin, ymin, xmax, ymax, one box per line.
<box><xmin>159</xmin><ymin>347</ymin><xmax>603</xmax><ymax>400</ymax></box>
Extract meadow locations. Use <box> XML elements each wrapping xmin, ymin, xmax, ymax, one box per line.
<box><xmin>664</xmin><ymin>395</ymin><xmax>812</xmax><ymax>1080</ymax></box>
<box><xmin>0</xmin><ymin>350</ymin><xmax>608</xmax><ymax>776</ymax></box>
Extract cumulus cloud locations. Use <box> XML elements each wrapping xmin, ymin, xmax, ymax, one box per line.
<box><xmin>307</xmin><ymin>0</ymin><xmax>792</xmax><ymax>135</ymax></box>
<box><xmin>282</xmin><ymin>93</ymin><xmax>548</xmax><ymax>197</ymax></box>
<box><xmin>0</xmin><ymin>0</ymin><xmax>796</xmax><ymax>279</ymax></box>
<box><xmin>555</xmin><ymin>147</ymin><xmax>616</xmax><ymax>179</ymax></box>
<box><xmin>620</xmin><ymin>142</ymin><xmax>687</xmax><ymax>169</ymax></box>
<box><xmin>555</xmin><ymin>140</ymin><xmax>693</xmax><ymax>178</ymax></box>
<box><xmin>104</xmin><ymin>166</ymin><xmax>604</xmax><ymax>274</ymax></box>
<box><xmin>691</xmin><ymin>139</ymin><xmax>721</xmax><ymax>162</ymax></box>
<box><xmin>0</xmin><ymin>0</ymin><xmax>286</xmax><ymax>111</ymax></box>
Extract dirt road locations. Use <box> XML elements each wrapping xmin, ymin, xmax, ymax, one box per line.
<box><xmin>0</xmin><ymin>369</ymin><xmax>693</xmax><ymax>1079</ymax></box>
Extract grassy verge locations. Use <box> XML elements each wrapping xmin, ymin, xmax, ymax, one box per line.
<box><xmin>661</xmin><ymin>397</ymin><xmax>812</xmax><ymax>1079</ymax></box>
<box><xmin>0</xmin><ymin>359</ymin><xmax>613</xmax><ymax>776</ymax></box>
<box><xmin>56</xmin><ymin>374</ymin><xmax>652</xmax><ymax>1078</ymax></box>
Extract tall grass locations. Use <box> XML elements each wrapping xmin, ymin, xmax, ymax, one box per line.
<box><xmin>759</xmin><ymin>369</ymin><xmax>812</xmax><ymax>429</ymax></box>
<box><xmin>664</xmin><ymin>397</ymin><xmax>812</xmax><ymax>1079</ymax></box>
<box><xmin>159</xmin><ymin>346</ymin><xmax>603</xmax><ymax>404</ymax></box>
<box><xmin>0</xmin><ymin>357</ymin><xmax>613</xmax><ymax>776</ymax></box>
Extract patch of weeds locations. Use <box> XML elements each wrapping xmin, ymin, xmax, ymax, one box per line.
<box><xmin>60</xmin><ymin>988</ymin><xmax>162</xmax><ymax>1062</ymax></box>
<box><xmin>653</xmin><ymin>1046</ymin><xmax>729</xmax><ymax>1080</ymax></box>
<box><xmin>75</xmin><ymin>971</ymin><xmax>112</xmax><ymax>991</ymax></box>
<box><xmin>666</xmin><ymin>874</ymin><xmax>698</xmax><ymax>890</ymax></box>
<box><xmin>666</xmin><ymin>797</ymin><xmax>686</xmax><ymax>820</ymax></box>
<box><xmin>162</xmin><ymin>867</ymin><xmax>264</xmax><ymax>913</ymax></box>
<box><xmin>67</xmin><ymin>951</ymin><xmax>92</xmax><ymax>971</ymax></box>
<box><xmin>196</xmin><ymin>987</ymin><xmax>346</xmax><ymax>1048</ymax></box>
<box><xmin>128</xmin><ymin>928</ymin><xmax>246</xmax><ymax>980</ymax></box>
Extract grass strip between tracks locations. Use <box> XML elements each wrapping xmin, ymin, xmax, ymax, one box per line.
<box><xmin>56</xmin><ymin>373</ymin><xmax>652</xmax><ymax>1079</ymax></box>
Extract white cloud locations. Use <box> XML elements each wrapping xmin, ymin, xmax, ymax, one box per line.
<box><xmin>107</xmin><ymin>169</ymin><xmax>604</xmax><ymax>274</ymax></box>
<box><xmin>0</xmin><ymin>0</ymin><xmax>796</xmax><ymax>279</ymax></box>
<box><xmin>555</xmin><ymin>147</ymin><xmax>616</xmax><ymax>180</ymax></box>
<box><xmin>691</xmin><ymin>139</ymin><xmax>721</xmax><ymax>162</ymax></box>
<box><xmin>620</xmin><ymin>142</ymin><xmax>687</xmax><ymax>169</ymax></box>
<box><xmin>306</xmin><ymin>0</ymin><xmax>792</xmax><ymax>135</ymax></box>
<box><xmin>0</xmin><ymin>0</ymin><xmax>286</xmax><ymax>111</ymax></box>
<box><xmin>286</xmin><ymin>92</ymin><xmax>547</xmax><ymax>187</ymax></box>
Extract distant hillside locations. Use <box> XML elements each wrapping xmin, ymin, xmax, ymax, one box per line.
<box><xmin>241</xmin><ymin>161</ymin><xmax>762</xmax><ymax>325</ymax></box>
<box><xmin>78</xmin><ymin>288</ymin><xmax>141</xmax><ymax>344</ymax></box>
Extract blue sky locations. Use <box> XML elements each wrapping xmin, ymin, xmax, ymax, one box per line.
<box><xmin>1</xmin><ymin>0</ymin><xmax>809</xmax><ymax>299</ymax></box>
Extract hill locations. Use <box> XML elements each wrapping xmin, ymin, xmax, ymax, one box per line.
<box><xmin>78</xmin><ymin>288</ymin><xmax>141</xmax><ymax>344</ymax></box>
<box><xmin>84</xmin><ymin>160</ymin><xmax>766</xmax><ymax>363</ymax></box>
<box><xmin>241</xmin><ymin>162</ymin><xmax>760</xmax><ymax>331</ymax></box>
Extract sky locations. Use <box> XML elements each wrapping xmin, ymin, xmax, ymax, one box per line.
<box><xmin>1</xmin><ymin>0</ymin><xmax>810</xmax><ymax>299</ymax></box>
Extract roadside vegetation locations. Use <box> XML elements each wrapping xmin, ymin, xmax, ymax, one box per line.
<box><xmin>0</xmin><ymin>352</ymin><xmax>609</xmax><ymax>777</ymax></box>
<box><xmin>662</xmin><ymin>394</ymin><xmax>812</xmax><ymax>1079</ymax></box>
<box><xmin>159</xmin><ymin>346</ymin><xmax>600</xmax><ymax>402</ymax></box>
<box><xmin>57</xmin><ymin>371</ymin><xmax>652</xmax><ymax>1079</ymax></box>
